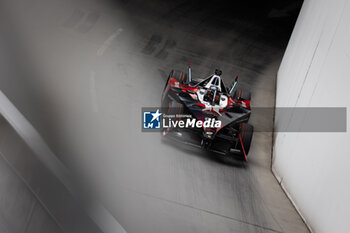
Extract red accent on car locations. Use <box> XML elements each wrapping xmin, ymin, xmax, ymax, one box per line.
<box><xmin>168</xmin><ymin>77</ymin><xmax>198</xmax><ymax>92</ymax></box>
<box><xmin>238</xmin><ymin>124</ymin><xmax>248</xmax><ymax>162</ymax></box>
<box><xmin>178</xmin><ymin>104</ymin><xmax>182</xmax><ymax>115</ymax></box>
<box><xmin>230</xmin><ymin>99</ymin><xmax>251</xmax><ymax>110</ymax></box>
<box><xmin>167</xmin><ymin>103</ymin><xmax>172</xmax><ymax>114</ymax></box>
<box><xmin>195</xmin><ymin>103</ymin><xmax>206</xmax><ymax>108</ymax></box>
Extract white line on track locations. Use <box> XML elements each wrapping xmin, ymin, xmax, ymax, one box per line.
<box><xmin>97</xmin><ymin>28</ymin><xmax>123</xmax><ymax>56</ymax></box>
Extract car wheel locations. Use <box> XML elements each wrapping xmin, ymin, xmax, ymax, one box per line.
<box><xmin>240</xmin><ymin>123</ymin><xmax>253</xmax><ymax>156</ymax></box>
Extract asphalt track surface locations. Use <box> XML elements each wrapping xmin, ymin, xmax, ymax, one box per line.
<box><xmin>0</xmin><ymin>0</ymin><xmax>309</xmax><ymax>232</ymax></box>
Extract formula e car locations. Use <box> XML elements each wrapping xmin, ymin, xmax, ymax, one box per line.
<box><xmin>161</xmin><ymin>64</ymin><xmax>253</xmax><ymax>161</ymax></box>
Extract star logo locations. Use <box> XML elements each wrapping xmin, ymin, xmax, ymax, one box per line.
<box><xmin>143</xmin><ymin>109</ymin><xmax>162</xmax><ymax>129</ymax></box>
<box><xmin>151</xmin><ymin>109</ymin><xmax>162</xmax><ymax>122</ymax></box>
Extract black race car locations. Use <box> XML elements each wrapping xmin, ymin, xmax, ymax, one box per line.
<box><xmin>161</xmin><ymin>64</ymin><xmax>253</xmax><ymax>161</ymax></box>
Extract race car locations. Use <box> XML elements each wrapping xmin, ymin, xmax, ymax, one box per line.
<box><xmin>161</xmin><ymin>63</ymin><xmax>253</xmax><ymax>161</ymax></box>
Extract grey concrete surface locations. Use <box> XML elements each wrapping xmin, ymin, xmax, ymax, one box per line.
<box><xmin>0</xmin><ymin>0</ymin><xmax>309</xmax><ymax>233</ymax></box>
<box><xmin>0</xmin><ymin>116</ymin><xmax>63</xmax><ymax>233</ymax></box>
<box><xmin>0</xmin><ymin>155</ymin><xmax>61</xmax><ymax>233</ymax></box>
<box><xmin>0</xmin><ymin>115</ymin><xmax>105</xmax><ymax>233</ymax></box>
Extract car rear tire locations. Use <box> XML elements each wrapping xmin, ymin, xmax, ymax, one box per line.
<box><xmin>233</xmin><ymin>89</ymin><xmax>251</xmax><ymax>101</ymax></box>
<box><xmin>161</xmin><ymin>98</ymin><xmax>184</xmax><ymax>137</ymax></box>
<box><xmin>240</xmin><ymin>123</ymin><xmax>253</xmax><ymax>156</ymax></box>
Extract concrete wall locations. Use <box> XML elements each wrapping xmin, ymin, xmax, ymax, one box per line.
<box><xmin>0</xmin><ymin>116</ymin><xmax>64</xmax><ymax>233</ymax></box>
<box><xmin>273</xmin><ymin>0</ymin><xmax>350</xmax><ymax>233</ymax></box>
<box><xmin>0</xmin><ymin>115</ymin><xmax>108</xmax><ymax>233</ymax></box>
